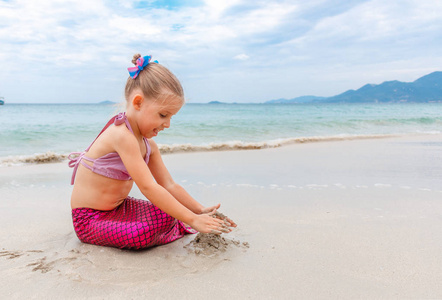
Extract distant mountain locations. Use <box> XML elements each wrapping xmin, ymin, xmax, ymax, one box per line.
<box><xmin>265</xmin><ymin>71</ymin><xmax>442</xmax><ymax>104</ymax></box>
<box><xmin>98</xmin><ymin>100</ymin><xmax>116</xmax><ymax>104</ymax></box>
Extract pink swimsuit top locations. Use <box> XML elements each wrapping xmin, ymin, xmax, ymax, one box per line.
<box><xmin>68</xmin><ymin>112</ymin><xmax>151</xmax><ymax>185</ymax></box>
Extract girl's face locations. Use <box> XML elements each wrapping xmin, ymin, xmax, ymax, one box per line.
<box><xmin>137</xmin><ymin>97</ymin><xmax>183</xmax><ymax>139</ymax></box>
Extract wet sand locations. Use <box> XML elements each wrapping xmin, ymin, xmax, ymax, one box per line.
<box><xmin>1</xmin><ymin>134</ymin><xmax>442</xmax><ymax>299</ymax></box>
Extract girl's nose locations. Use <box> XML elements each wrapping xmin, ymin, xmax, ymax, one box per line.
<box><xmin>163</xmin><ymin>119</ymin><xmax>170</xmax><ymax>128</ymax></box>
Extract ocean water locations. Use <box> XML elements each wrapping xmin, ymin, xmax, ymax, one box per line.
<box><xmin>0</xmin><ymin>103</ymin><xmax>441</xmax><ymax>164</ymax></box>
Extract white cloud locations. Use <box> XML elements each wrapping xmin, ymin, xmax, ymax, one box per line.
<box><xmin>203</xmin><ymin>0</ymin><xmax>242</xmax><ymax>18</ymax></box>
<box><xmin>233</xmin><ymin>54</ymin><xmax>250</xmax><ymax>60</ymax></box>
<box><xmin>289</xmin><ymin>0</ymin><xmax>442</xmax><ymax>48</ymax></box>
<box><xmin>0</xmin><ymin>0</ymin><xmax>441</xmax><ymax>103</ymax></box>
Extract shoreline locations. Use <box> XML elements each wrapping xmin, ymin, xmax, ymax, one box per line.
<box><xmin>1</xmin><ymin>132</ymin><xmax>439</xmax><ymax>166</ymax></box>
<box><xmin>1</xmin><ymin>134</ymin><xmax>442</xmax><ymax>299</ymax></box>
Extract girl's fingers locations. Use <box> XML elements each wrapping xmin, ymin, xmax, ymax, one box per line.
<box><xmin>203</xmin><ymin>213</ymin><xmax>235</xmax><ymax>234</ymax></box>
<box><xmin>226</xmin><ymin>217</ymin><xmax>237</xmax><ymax>227</ymax></box>
<box><xmin>208</xmin><ymin>217</ymin><xmax>223</xmax><ymax>227</ymax></box>
<box><xmin>212</xmin><ymin>217</ymin><xmax>223</xmax><ymax>224</ymax></box>
<box><xmin>214</xmin><ymin>221</ymin><xmax>231</xmax><ymax>234</ymax></box>
<box><xmin>212</xmin><ymin>204</ymin><xmax>221</xmax><ymax>210</ymax></box>
<box><xmin>202</xmin><ymin>204</ymin><xmax>221</xmax><ymax>214</ymax></box>
<box><xmin>223</xmin><ymin>218</ymin><xmax>235</xmax><ymax>228</ymax></box>
<box><xmin>211</xmin><ymin>212</ymin><xmax>236</xmax><ymax>227</ymax></box>
<box><xmin>213</xmin><ymin>211</ymin><xmax>225</xmax><ymax>218</ymax></box>
<box><xmin>222</xmin><ymin>223</ymin><xmax>232</xmax><ymax>231</ymax></box>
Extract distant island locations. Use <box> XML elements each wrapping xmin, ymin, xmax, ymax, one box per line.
<box><xmin>266</xmin><ymin>71</ymin><xmax>442</xmax><ymax>104</ymax></box>
<box><xmin>98</xmin><ymin>100</ymin><xmax>116</xmax><ymax>104</ymax></box>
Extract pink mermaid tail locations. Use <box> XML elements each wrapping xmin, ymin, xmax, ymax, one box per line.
<box><xmin>72</xmin><ymin>197</ymin><xmax>196</xmax><ymax>250</ymax></box>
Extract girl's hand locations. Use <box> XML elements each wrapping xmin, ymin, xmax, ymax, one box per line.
<box><xmin>200</xmin><ymin>204</ymin><xmax>237</xmax><ymax>229</ymax></box>
<box><xmin>212</xmin><ymin>210</ymin><xmax>237</xmax><ymax>228</ymax></box>
<box><xmin>191</xmin><ymin>211</ymin><xmax>231</xmax><ymax>234</ymax></box>
<box><xmin>200</xmin><ymin>204</ymin><xmax>221</xmax><ymax>214</ymax></box>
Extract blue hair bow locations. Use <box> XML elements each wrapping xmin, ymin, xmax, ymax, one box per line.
<box><xmin>127</xmin><ymin>55</ymin><xmax>158</xmax><ymax>79</ymax></box>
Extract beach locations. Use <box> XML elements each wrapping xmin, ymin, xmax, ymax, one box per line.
<box><xmin>1</xmin><ymin>134</ymin><xmax>442</xmax><ymax>299</ymax></box>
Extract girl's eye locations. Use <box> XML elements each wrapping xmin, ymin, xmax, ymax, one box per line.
<box><xmin>160</xmin><ymin>114</ymin><xmax>167</xmax><ymax>118</ymax></box>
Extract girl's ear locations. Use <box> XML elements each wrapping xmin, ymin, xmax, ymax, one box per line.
<box><xmin>132</xmin><ymin>94</ymin><xmax>144</xmax><ymax>110</ymax></box>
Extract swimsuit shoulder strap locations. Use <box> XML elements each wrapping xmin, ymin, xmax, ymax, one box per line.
<box><xmin>69</xmin><ymin>113</ymin><xmax>129</xmax><ymax>185</ymax></box>
<box><xmin>85</xmin><ymin>112</ymin><xmax>132</xmax><ymax>151</ymax></box>
<box><xmin>84</xmin><ymin>114</ymin><xmax>118</xmax><ymax>151</ymax></box>
<box><xmin>114</xmin><ymin>112</ymin><xmax>134</xmax><ymax>133</ymax></box>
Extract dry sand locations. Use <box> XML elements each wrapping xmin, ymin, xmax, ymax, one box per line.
<box><xmin>1</xmin><ymin>134</ymin><xmax>442</xmax><ymax>299</ymax></box>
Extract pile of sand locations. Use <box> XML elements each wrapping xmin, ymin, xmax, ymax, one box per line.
<box><xmin>185</xmin><ymin>233</ymin><xmax>249</xmax><ymax>256</ymax></box>
<box><xmin>184</xmin><ymin>210</ymin><xmax>249</xmax><ymax>256</ymax></box>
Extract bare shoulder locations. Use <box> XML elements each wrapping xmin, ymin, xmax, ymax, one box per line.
<box><xmin>92</xmin><ymin>123</ymin><xmax>138</xmax><ymax>155</ymax></box>
<box><xmin>99</xmin><ymin>123</ymin><xmax>131</xmax><ymax>143</ymax></box>
<box><xmin>111</xmin><ymin>123</ymin><xmax>134</xmax><ymax>139</ymax></box>
<box><xmin>148</xmin><ymin>139</ymin><xmax>160</xmax><ymax>155</ymax></box>
<box><xmin>114</xmin><ymin>125</ymin><xmax>140</xmax><ymax>148</ymax></box>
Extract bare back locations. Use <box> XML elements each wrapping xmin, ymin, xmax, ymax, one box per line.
<box><xmin>69</xmin><ymin>113</ymin><xmax>149</xmax><ymax>210</ymax></box>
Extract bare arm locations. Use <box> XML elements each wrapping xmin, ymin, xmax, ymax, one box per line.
<box><xmin>147</xmin><ymin>140</ymin><xmax>204</xmax><ymax>214</ymax></box>
<box><xmin>148</xmin><ymin>140</ymin><xmax>237</xmax><ymax>227</ymax></box>
<box><xmin>113</xmin><ymin>128</ymin><xmax>227</xmax><ymax>233</ymax></box>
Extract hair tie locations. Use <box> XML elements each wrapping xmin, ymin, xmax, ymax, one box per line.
<box><xmin>127</xmin><ymin>55</ymin><xmax>159</xmax><ymax>79</ymax></box>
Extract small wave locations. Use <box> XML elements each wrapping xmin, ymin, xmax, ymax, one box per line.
<box><xmin>0</xmin><ymin>152</ymin><xmax>68</xmax><ymax>166</ymax></box>
<box><xmin>157</xmin><ymin>133</ymin><xmax>401</xmax><ymax>154</ymax></box>
<box><xmin>0</xmin><ymin>133</ymin><xmax>433</xmax><ymax>166</ymax></box>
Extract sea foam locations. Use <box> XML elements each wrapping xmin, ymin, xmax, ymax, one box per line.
<box><xmin>0</xmin><ymin>152</ymin><xmax>68</xmax><ymax>166</ymax></box>
<box><xmin>0</xmin><ymin>133</ymin><xmax>401</xmax><ymax>166</ymax></box>
<box><xmin>157</xmin><ymin>133</ymin><xmax>399</xmax><ymax>154</ymax></box>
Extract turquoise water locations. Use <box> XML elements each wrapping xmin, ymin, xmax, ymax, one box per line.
<box><xmin>1</xmin><ymin>103</ymin><xmax>441</xmax><ymax>162</ymax></box>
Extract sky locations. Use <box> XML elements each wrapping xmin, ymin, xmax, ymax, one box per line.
<box><xmin>0</xmin><ymin>0</ymin><xmax>442</xmax><ymax>103</ymax></box>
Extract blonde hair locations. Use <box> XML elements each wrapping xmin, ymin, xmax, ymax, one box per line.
<box><xmin>125</xmin><ymin>53</ymin><xmax>184</xmax><ymax>104</ymax></box>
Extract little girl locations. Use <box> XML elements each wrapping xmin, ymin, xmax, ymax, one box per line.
<box><xmin>69</xmin><ymin>54</ymin><xmax>236</xmax><ymax>250</ymax></box>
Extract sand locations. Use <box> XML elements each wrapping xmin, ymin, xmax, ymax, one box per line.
<box><xmin>1</xmin><ymin>134</ymin><xmax>442</xmax><ymax>299</ymax></box>
<box><xmin>184</xmin><ymin>233</ymin><xmax>249</xmax><ymax>256</ymax></box>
